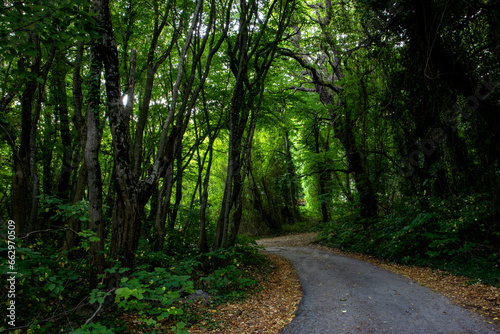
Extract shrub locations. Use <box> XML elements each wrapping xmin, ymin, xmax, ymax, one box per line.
<box><xmin>318</xmin><ymin>193</ymin><xmax>500</xmax><ymax>285</ymax></box>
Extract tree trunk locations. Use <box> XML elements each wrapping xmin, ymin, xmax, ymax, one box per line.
<box><xmin>312</xmin><ymin>120</ymin><xmax>331</xmax><ymax>222</ymax></box>
<box><xmin>153</xmin><ymin>164</ymin><xmax>174</xmax><ymax>252</ymax></box>
<box><xmin>63</xmin><ymin>42</ymin><xmax>87</xmax><ymax>254</ymax></box>
<box><xmin>214</xmin><ymin>0</ymin><xmax>296</xmax><ymax>249</ymax></box>
<box><xmin>62</xmin><ymin>165</ymin><xmax>87</xmax><ymax>254</ymax></box>
<box><xmin>52</xmin><ymin>52</ymin><xmax>73</xmax><ymax>200</ymax></box>
<box><xmin>284</xmin><ymin>130</ymin><xmax>298</xmax><ymax>223</ymax></box>
<box><xmin>90</xmin><ymin>0</ymin><xmax>227</xmax><ymax>266</ymax></box>
<box><xmin>132</xmin><ymin>1</ymin><xmax>177</xmax><ymax>177</ymax></box>
<box><xmin>196</xmin><ymin>85</ymin><xmax>225</xmax><ymax>253</ymax></box>
<box><xmin>170</xmin><ymin>145</ymin><xmax>183</xmax><ymax>227</ymax></box>
<box><xmin>336</xmin><ymin>125</ymin><xmax>377</xmax><ymax>219</ymax></box>
<box><xmin>12</xmin><ymin>32</ymin><xmax>56</xmax><ymax>236</ymax></box>
<box><xmin>85</xmin><ymin>44</ymin><xmax>105</xmax><ymax>284</ymax></box>
<box><xmin>12</xmin><ymin>33</ymin><xmax>40</xmax><ymax>236</ymax></box>
<box><xmin>286</xmin><ymin>12</ymin><xmax>378</xmax><ymax>219</ymax></box>
<box><xmin>213</xmin><ymin>66</ymin><xmax>247</xmax><ymax>249</ymax></box>
<box><xmin>198</xmin><ymin>138</ymin><xmax>214</xmax><ymax>253</ymax></box>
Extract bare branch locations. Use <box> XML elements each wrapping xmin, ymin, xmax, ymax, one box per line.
<box><xmin>286</xmin><ymin>86</ymin><xmax>317</xmax><ymax>93</ymax></box>
<box><xmin>84</xmin><ymin>288</ymin><xmax>117</xmax><ymax>326</ymax></box>
<box><xmin>279</xmin><ymin>48</ymin><xmax>342</xmax><ymax>94</ymax></box>
<box><xmin>20</xmin><ymin>227</ymin><xmax>80</xmax><ymax>239</ymax></box>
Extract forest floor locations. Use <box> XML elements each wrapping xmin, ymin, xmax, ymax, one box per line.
<box><xmin>187</xmin><ymin>232</ymin><xmax>499</xmax><ymax>333</ymax></box>
<box><xmin>187</xmin><ymin>252</ymin><xmax>302</xmax><ymax>333</ymax></box>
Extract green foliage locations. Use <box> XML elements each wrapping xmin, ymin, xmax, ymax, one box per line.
<box><xmin>199</xmin><ymin>242</ymin><xmax>264</xmax><ymax>301</ymax></box>
<box><xmin>74</xmin><ymin>241</ymin><xmax>265</xmax><ymax>332</ymax></box>
<box><xmin>0</xmin><ymin>0</ymin><xmax>96</xmax><ymax>57</ymax></box>
<box><xmin>95</xmin><ymin>269</ymin><xmax>192</xmax><ymax>331</ymax></box>
<box><xmin>1</xmin><ymin>0</ymin><xmax>499</xmax><ymax>331</ymax></box>
<box><xmin>201</xmin><ymin>264</ymin><xmax>256</xmax><ymax>299</ymax></box>
<box><xmin>0</xmin><ymin>228</ymin><xmax>246</xmax><ymax>333</ymax></box>
<box><xmin>71</xmin><ymin>322</ymin><xmax>114</xmax><ymax>334</ymax></box>
<box><xmin>318</xmin><ymin>193</ymin><xmax>500</xmax><ymax>285</ymax></box>
<box><xmin>38</xmin><ymin>194</ymin><xmax>90</xmax><ymax>224</ymax></box>
<box><xmin>281</xmin><ymin>218</ymin><xmax>323</xmax><ymax>234</ymax></box>
<box><xmin>241</xmin><ymin>116</ymin><xmax>305</xmax><ymax>234</ymax></box>
<box><xmin>0</xmin><ymin>231</ymin><xmax>91</xmax><ymax>331</ymax></box>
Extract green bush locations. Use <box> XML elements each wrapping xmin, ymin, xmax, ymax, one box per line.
<box><xmin>97</xmin><ymin>268</ymin><xmax>192</xmax><ymax>329</ymax></box>
<box><xmin>77</xmin><ymin>239</ymin><xmax>265</xmax><ymax>331</ymax></box>
<box><xmin>318</xmin><ymin>193</ymin><xmax>500</xmax><ymax>285</ymax></box>
<box><xmin>0</xmin><ymin>230</ymin><xmax>93</xmax><ymax>332</ymax></box>
<box><xmin>201</xmin><ymin>264</ymin><xmax>256</xmax><ymax>298</ymax></box>
<box><xmin>0</xmin><ymin>217</ymin><xmax>266</xmax><ymax>333</ymax></box>
<box><xmin>71</xmin><ymin>322</ymin><xmax>114</xmax><ymax>334</ymax></box>
<box><xmin>197</xmin><ymin>241</ymin><xmax>264</xmax><ymax>301</ymax></box>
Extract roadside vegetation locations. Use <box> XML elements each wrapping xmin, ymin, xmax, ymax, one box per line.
<box><xmin>3</xmin><ymin>231</ymin><xmax>267</xmax><ymax>333</ymax></box>
<box><xmin>317</xmin><ymin>193</ymin><xmax>500</xmax><ymax>286</ymax></box>
<box><xmin>1</xmin><ymin>0</ymin><xmax>499</xmax><ymax>332</ymax></box>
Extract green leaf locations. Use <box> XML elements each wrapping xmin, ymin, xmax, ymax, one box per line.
<box><xmin>115</xmin><ymin>287</ymin><xmax>133</xmax><ymax>300</ymax></box>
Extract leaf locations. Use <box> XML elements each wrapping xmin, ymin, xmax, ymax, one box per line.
<box><xmin>115</xmin><ymin>287</ymin><xmax>133</xmax><ymax>300</ymax></box>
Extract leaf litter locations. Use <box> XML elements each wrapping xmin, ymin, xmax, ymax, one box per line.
<box><xmin>188</xmin><ymin>253</ymin><xmax>302</xmax><ymax>333</ymax></box>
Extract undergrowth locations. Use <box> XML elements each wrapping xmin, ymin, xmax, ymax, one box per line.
<box><xmin>318</xmin><ymin>193</ymin><xmax>500</xmax><ymax>286</ymax></box>
<box><xmin>281</xmin><ymin>218</ymin><xmax>323</xmax><ymax>234</ymax></box>
<box><xmin>0</xmin><ymin>229</ymin><xmax>266</xmax><ymax>333</ymax></box>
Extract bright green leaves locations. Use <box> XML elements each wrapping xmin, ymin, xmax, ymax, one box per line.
<box><xmin>86</xmin><ymin>266</ymin><xmax>193</xmax><ymax>333</ymax></box>
<box><xmin>70</xmin><ymin>322</ymin><xmax>114</xmax><ymax>334</ymax></box>
<box><xmin>115</xmin><ymin>286</ymin><xmax>146</xmax><ymax>302</ymax></box>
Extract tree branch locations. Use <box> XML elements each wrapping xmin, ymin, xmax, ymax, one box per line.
<box><xmin>278</xmin><ymin>48</ymin><xmax>342</xmax><ymax>93</ymax></box>
<box><xmin>0</xmin><ymin>121</ymin><xmax>20</xmax><ymax>164</ymax></box>
<box><xmin>286</xmin><ymin>86</ymin><xmax>317</xmax><ymax>93</ymax></box>
<box><xmin>20</xmin><ymin>227</ymin><xmax>79</xmax><ymax>239</ymax></box>
<box><xmin>84</xmin><ymin>288</ymin><xmax>117</xmax><ymax>326</ymax></box>
<box><xmin>298</xmin><ymin>168</ymin><xmax>351</xmax><ymax>178</ymax></box>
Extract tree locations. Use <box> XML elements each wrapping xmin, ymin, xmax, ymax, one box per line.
<box><xmin>87</xmin><ymin>0</ymin><xmax>234</xmax><ymax>269</ymax></box>
<box><xmin>281</xmin><ymin>1</ymin><xmax>378</xmax><ymax>219</ymax></box>
<box><xmin>212</xmin><ymin>0</ymin><xmax>297</xmax><ymax>249</ymax></box>
<box><xmin>1</xmin><ymin>0</ymin><xmax>96</xmax><ymax>236</ymax></box>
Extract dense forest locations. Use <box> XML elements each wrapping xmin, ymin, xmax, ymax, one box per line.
<box><xmin>1</xmin><ymin>0</ymin><xmax>499</xmax><ymax>332</ymax></box>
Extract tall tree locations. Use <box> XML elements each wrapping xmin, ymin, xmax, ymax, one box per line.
<box><xmin>11</xmin><ymin>32</ymin><xmax>56</xmax><ymax>235</ymax></box>
<box><xmin>212</xmin><ymin>0</ymin><xmax>297</xmax><ymax>249</ymax></box>
<box><xmin>151</xmin><ymin>0</ymin><xmax>234</xmax><ymax>252</ymax></box>
<box><xmin>1</xmin><ymin>0</ymin><xmax>95</xmax><ymax>235</ymax></box>
<box><xmin>89</xmin><ymin>0</ymin><xmax>232</xmax><ymax>268</ymax></box>
<box><xmin>87</xmin><ymin>0</ymin><xmax>181</xmax><ymax>269</ymax></box>
<box><xmin>282</xmin><ymin>1</ymin><xmax>378</xmax><ymax>219</ymax></box>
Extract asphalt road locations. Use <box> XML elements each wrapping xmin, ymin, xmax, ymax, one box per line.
<box><xmin>265</xmin><ymin>247</ymin><xmax>498</xmax><ymax>334</ymax></box>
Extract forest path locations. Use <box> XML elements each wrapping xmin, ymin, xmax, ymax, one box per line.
<box><xmin>257</xmin><ymin>234</ymin><xmax>498</xmax><ymax>334</ymax></box>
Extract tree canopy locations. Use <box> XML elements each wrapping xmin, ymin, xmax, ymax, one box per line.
<box><xmin>1</xmin><ymin>0</ymin><xmax>499</xmax><ymax>332</ymax></box>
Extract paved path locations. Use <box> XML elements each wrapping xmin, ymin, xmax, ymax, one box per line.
<box><xmin>265</xmin><ymin>247</ymin><xmax>498</xmax><ymax>334</ymax></box>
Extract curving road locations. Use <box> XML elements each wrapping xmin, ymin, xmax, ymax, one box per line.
<box><xmin>264</xmin><ymin>246</ymin><xmax>498</xmax><ymax>334</ymax></box>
